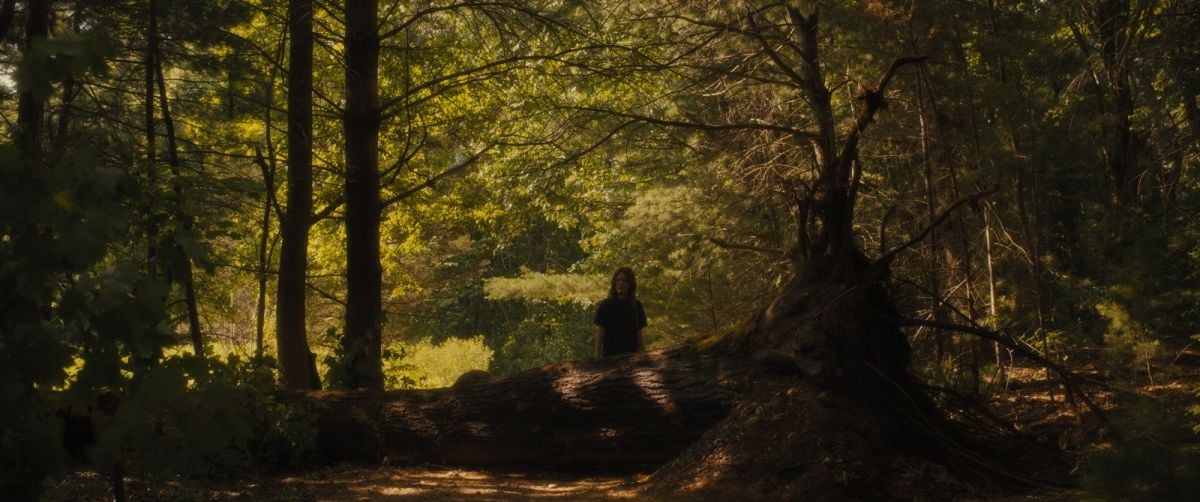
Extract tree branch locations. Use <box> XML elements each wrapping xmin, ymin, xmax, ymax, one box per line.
<box><xmin>574</xmin><ymin>106</ymin><xmax>821</xmax><ymax>139</ymax></box>
<box><xmin>835</xmin><ymin>56</ymin><xmax>928</xmax><ymax>181</ymax></box>
<box><xmin>875</xmin><ymin>188</ymin><xmax>997</xmax><ymax>268</ymax></box>
<box><xmin>381</xmin><ymin>143</ymin><xmax>497</xmax><ymax>208</ymax></box>
<box><xmin>708</xmin><ymin>237</ymin><xmax>781</xmax><ymax>255</ymax></box>
<box><xmin>893</xmin><ymin>317</ymin><xmax>1112</xmax><ymax>425</ymax></box>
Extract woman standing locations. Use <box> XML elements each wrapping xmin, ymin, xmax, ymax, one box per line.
<box><xmin>594</xmin><ymin>267</ymin><xmax>648</xmax><ymax>357</ymax></box>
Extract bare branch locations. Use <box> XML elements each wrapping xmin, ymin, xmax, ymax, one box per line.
<box><xmin>708</xmin><ymin>237</ymin><xmax>781</xmax><ymax>256</ymax></box>
<box><xmin>875</xmin><ymin>188</ymin><xmax>996</xmax><ymax>267</ymax></box>
<box><xmin>893</xmin><ymin>317</ymin><xmax>1112</xmax><ymax>424</ymax></box>
<box><xmin>381</xmin><ymin>143</ymin><xmax>497</xmax><ymax>208</ymax></box>
<box><xmin>835</xmin><ymin>56</ymin><xmax>928</xmax><ymax>181</ymax></box>
<box><xmin>574</xmin><ymin>106</ymin><xmax>821</xmax><ymax>139</ymax></box>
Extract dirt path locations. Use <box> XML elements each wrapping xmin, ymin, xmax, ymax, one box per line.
<box><xmin>47</xmin><ymin>465</ymin><xmax>650</xmax><ymax>501</ymax></box>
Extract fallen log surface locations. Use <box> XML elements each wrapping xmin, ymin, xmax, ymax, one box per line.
<box><xmin>301</xmin><ymin>345</ymin><xmax>740</xmax><ymax>467</ymax></box>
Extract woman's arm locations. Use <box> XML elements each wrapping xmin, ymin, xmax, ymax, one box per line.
<box><xmin>636</xmin><ymin>329</ymin><xmax>645</xmax><ymax>351</ymax></box>
<box><xmin>595</xmin><ymin>326</ymin><xmax>605</xmax><ymax>357</ymax></box>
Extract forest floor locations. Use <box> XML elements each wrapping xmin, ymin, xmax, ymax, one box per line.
<box><xmin>44</xmin><ymin>365</ymin><xmax>1197</xmax><ymax>501</ymax></box>
<box><xmin>46</xmin><ymin>464</ymin><xmax>650</xmax><ymax>501</ymax></box>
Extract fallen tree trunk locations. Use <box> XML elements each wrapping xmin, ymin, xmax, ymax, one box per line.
<box><xmin>302</xmin><ymin>345</ymin><xmax>740</xmax><ymax>466</ymax></box>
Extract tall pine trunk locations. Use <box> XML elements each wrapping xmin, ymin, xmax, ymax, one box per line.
<box><xmin>276</xmin><ymin>0</ymin><xmax>320</xmax><ymax>390</ymax></box>
<box><xmin>339</xmin><ymin>0</ymin><xmax>384</xmax><ymax>390</ymax></box>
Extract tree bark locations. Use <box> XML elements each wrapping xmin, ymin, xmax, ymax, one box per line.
<box><xmin>277</xmin><ymin>0</ymin><xmax>320</xmax><ymax>390</ymax></box>
<box><xmin>152</xmin><ymin>21</ymin><xmax>205</xmax><ymax>360</ymax></box>
<box><xmin>256</xmin><ymin>18</ymin><xmax>288</xmax><ymax>362</ymax></box>
<box><xmin>16</xmin><ymin>0</ymin><xmax>50</xmax><ymax>161</ymax></box>
<box><xmin>255</xmin><ymin>153</ymin><xmax>274</xmax><ymax>361</ymax></box>
<box><xmin>753</xmin><ymin>6</ymin><xmax>924</xmax><ymax>389</ymax></box>
<box><xmin>339</xmin><ymin>0</ymin><xmax>384</xmax><ymax>390</ymax></box>
<box><xmin>1095</xmin><ymin>0</ymin><xmax>1140</xmax><ymax>205</ymax></box>
<box><xmin>304</xmin><ymin>346</ymin><xmax>738</xmax><ymax>465</ymax></box>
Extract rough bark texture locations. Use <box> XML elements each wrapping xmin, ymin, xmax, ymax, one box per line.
<box><xmin>340</xmin><ymin>0</ymin><xmax>385</xmax><ymax>390</ymax></box>
<box><xmin>276</xmin><ymin>0</ymin><xmax>320</xmax><ymax>390</ymax></box>
<box><xmin>304</xmin><ymin>346</ymin><xmax>739</xmax><ymax>466</ymax></box>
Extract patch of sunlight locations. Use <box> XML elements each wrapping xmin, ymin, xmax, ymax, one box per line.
<box><xmin>376</xmin><ymin>486</ymin><xmax>428</xmax><ymax>496</ymax></box>
<box><xmin>457</xmin><ymin>487</ymin><xmax>499</xmax><ymax>495</ymax></box>
<box><xmin>386</xmin><ymin>336</ymin><xmax>493</xmax><ymax>389</ymax></box>
<box><xmin>632</xmin><ymin>359</ymin><xmax>683</xmax><ymax>422</ymax></box>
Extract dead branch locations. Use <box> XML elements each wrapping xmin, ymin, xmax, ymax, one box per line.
<box><xmin>708</xmin><ymin>236</ymin><xmax>781</xmax><ymax>255</ymax></box>
<box><xmin>893</xmin><ymin>317</ymin><xmax>1111</xmax><ymax>426</ymax></box>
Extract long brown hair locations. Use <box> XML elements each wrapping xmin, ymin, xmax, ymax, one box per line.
<box><xmin>608</xmin><ymin>267</ymin><xmax>637</xmax><ymax>301</ymax></box>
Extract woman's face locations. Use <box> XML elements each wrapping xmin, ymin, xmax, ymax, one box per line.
<box><xmin>614</xmin><ymin>272</ymin><xmax>631</xmax><ymax>296</ymax></box>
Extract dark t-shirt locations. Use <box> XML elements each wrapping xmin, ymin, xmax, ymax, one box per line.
<box><xmin>594</xmin><ymin>297</ymin><xmax>647</xmax><ymax>357</ymax></box>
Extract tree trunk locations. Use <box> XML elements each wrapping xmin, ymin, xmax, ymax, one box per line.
<box><xmin>748</xmin><ymin>7</ymin><xmax>921</xmax><ymax>391</ymax></box>
<box><xmin>304</xmin><ymin>346</ymin><xmax>738</xmax><ymax>465</ymax></box>
<box><xmin>339</xmin><ymin>0</ymin><xmax>384</xmax><ymax>390</ymax></box>
<box><xmin>255</xmin><ymin>156</ymin><xmax>274</xmax><ymax>361</ymax></box>
<box><xmin>152</xmin><ymin>27</ymin><xmax>205</xmax><ymax>360</ymax></box>
<box><xmin>1096</xmin><ymin>0</ymin><xmax>1140</xmax><ymax>205</ymax></box>
<box><xmin>143</xmin><ymin>0</ymin><xmax>159</xmax><ymax>271</ymax></box>
<box><xmin>0</xmin><ymin>0</ymin><xmax>16</xmax><ymax>41</ymax></box>
<box><xmin>16</xmin><ymin>0</ymin><xmax>50</xmax><ymax>161</ymax></box>
<box><xmin>256</xmin><ymin>19</ymin><xmax>288</xmax><ymax>362</ymax></box>
<box><xmin>276</xmin><ymin>0</ymin><xmax>320</xmax><ymax>390</ymax></box>
<box><xmin>917</xmin><ymin>75</ymin><xmax>947</xmax><ymax>365</ymax></box>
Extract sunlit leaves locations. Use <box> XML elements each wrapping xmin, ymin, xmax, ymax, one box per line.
<box><xmin>484</xmin><ymin>270</ymin><xmax>606</xmax><ymax>303</ymax></box>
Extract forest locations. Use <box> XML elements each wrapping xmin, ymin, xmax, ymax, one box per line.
<box><xmin>2</xmin><ymin>0</ymin><xmax>1198</xmax><ymax>500</ymax></box>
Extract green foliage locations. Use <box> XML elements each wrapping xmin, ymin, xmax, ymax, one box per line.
<box><xmin>487</xmin><ymin>302</ymin><xmax>595</xmax><ymax>376</ymax></box>
<box><xmin>388</xmin><ymin>336</ymin><xmax>494</xmax><ymax>389</ymax></box>
<box><xmin>1080</xmin><ymin>398</ymin><xmax>1200</xmax><ymax>501</ymax></box>
<box><xmin>484</xmin><ymin>270</ymin><xmax>606</xmax><ymax>304</ymax></box>
<box><xmin>167</xmin><ymin>356</ymin><xmax>317</xmax><ymax>472</ymax></box>
<box><xmin>3</xmin><ymin>1</ymin><xmax>1198</xmax><ymax>495</ymax></box>
<box><xmin>0</xmin><ymin>34</ymin><xmax>145</xmax><ymax>497</ymax></box>
<box><xmin>1097</xmin><ymin>299</ymin><xmax>1164</xmax><ymax>375</ymax></box>
<box><xmin>97</xmin><ymin>355</ymin><xmax>318</xmax><ymax>476</ymax></box>
<box><xmin>16</xmin><ymin>34</ymin><xmax>113</xmax><ymax>101</ymax></box>
<box><xmin>322</xmin><ymin>325</ymin><xmax>384</xmax><ymax>391</ymax></box>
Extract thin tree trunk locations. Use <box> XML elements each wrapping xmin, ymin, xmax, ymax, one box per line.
<box><xmin>1015</xmin><ymin>155</ymin><xmax>1052</xmax><ymax>400</ymax></box>
<box><xmin>930</xmin><ymin>73</ymin><xmax>981</xmax><ymax>392</ymax></box>
<box><xmin>153</xmin><ymin>23</ymin><xmax>205</xmax><ymax>359</ymax></box>
<box><xmin>255</xmin><ymin>178</ymin><xmax>272</xmax><ymax>361</ymax></box>
<box><xmin>277</xmin><ymin>0</ymin><xmax>320</xmax><ymax>390</ymax></box>
<box><xmin>17</xmin><ymin>0</ymin><xmax>51</xmax><ymax>161</ymax></box>
<box><xmin>916</xmin><ymin>75</ymin><xmax>948</xmax><ymax>366</ymax></box>
<box><xmin>144</xmin><ymin>0</ymin><xmax>159</xmax><ymax>272</ymax></box>
<box><xmin>255</xmin><ymin>23</ymin><xmax>288</xmax><ymax>361</ymax></box>
<box><xmin>340</xmin><ymin>0</ymin><xmax>384</xmax><ymax>390</ymax></box>
<box><xmin>983</xmin><ymin>206</ymin><xmax>1005</xmax><ymax>387</ymax></box>
<box><xmin>51</xmin><ymin>4</ymin><xmax>82</xmax><ymax>159</ymax></box>
<box><xmin>1095</xmin><ymin>0</ymin><xmax>1140</xmax><ymax>205</ymax></box>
